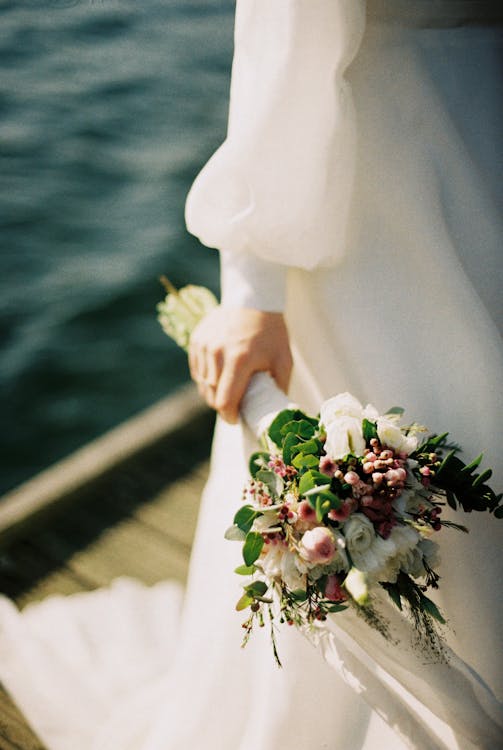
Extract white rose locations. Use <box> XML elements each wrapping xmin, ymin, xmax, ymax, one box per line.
<box><xmin>261</xmin><ymin>547</ymin><xmax>307</xmax><ymax>591</ymax></box>
<box><xmin>343</xmin><ymin>514</ymin><xmax>398</xmax><ymax>577</ymax></box>
<box><xmin>344</xmin><ymin>513</ymin><xmax>375</xmax><ymax>555</ymax></box>
<box><xmin>281</xmin><ymin>551</ymin><xmax>307</xmax><ymax>591</ymax></box>
<box><xmin>377</xmin><ymin>417</ymin><xmax>418</xmax><ymax>455</ymax></box>
<box><xmin>377</xmin><ymin>524</ymin><xmax>421</xmax><ymax>583</ymax></box>
<box><xmin>362</xmin><ymin>403</ymin><xmax>379</xmax><ymax>421</ymax></box>
<box><xmin>320</xmin><ymin>393</ymin><xmax>364</xmax><ymax>426</ymax></box>
<box><xmin>324</xmin><ymin>416</ymin><xmax>366</xmax><ymax>460</ymax></box>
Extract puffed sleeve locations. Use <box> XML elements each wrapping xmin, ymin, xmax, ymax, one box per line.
<box><xmin>185</xmin><ymin>0</ymin><xmax>366</xmax><ymax>271</ymax></box>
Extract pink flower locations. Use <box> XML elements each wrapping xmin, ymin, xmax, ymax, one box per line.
<box><xmin>328</xmin><ymin>497</ymin><xmax>357</xmax><ymax>522</ymax></box>
<box><xmin>319</xmin><ymin>455</ymin><xmax>338</xmax><ymax>477</ymax></box>
<box><xmin>298</xmin><ymin>500</ymin><xmax>317</xmax><ymax>524</ymax></box>
<box><xmin>324</xmin><ymin>574</ymin><xmax>347</xmax><ymax>602</ymax></box>
<box><xmin>300</xmin><ymin>527</ymin><xmax>337</xmax><ymax>565</ymax></box>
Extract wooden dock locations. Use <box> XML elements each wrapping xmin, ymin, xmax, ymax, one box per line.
<box><xmin>0</xmin><ymin>385</ymin><xmax>214</xmax><ymax>749</ymax></box>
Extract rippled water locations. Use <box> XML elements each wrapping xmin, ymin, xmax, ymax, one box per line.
<box><xmin>1</xmin><ymin>0</ymin><xmax>234</xmax><ymax>493</ymax></box>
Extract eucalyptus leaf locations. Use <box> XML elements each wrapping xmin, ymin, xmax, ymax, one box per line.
<box><xmin>256</xmin><ymin>469</ymin><xmax>284</xmax><ymax>498</ymax></box>
<box><xmin>234</xmin><ymin>564</ymin><xmax>257</xmax><ymax>576</ymax></box>
<box><xmin>224</xmin><ymin>525</ymin><xmax>247</xmax><ymax>541</ymax></box>
<box><xmin>294</xmin><ymin>438</ymin><xmax>320</xmax><ymax>456</ymax></box>
<box><xmin>243</xmin><ymin>532</ymin><xmax>265</xmax><ymax>566</ymax></box>
<box><xmin>249</xmin><ymin>451</ymin><xmax>270</xmax><ymax>478</ymax></box>
<box><xmin>268</xmin><ymin>409</ymin><xmax>300</xmax><ymax>447</ymax></box>
<box><xmin>385</xmin><ymin>406</ymin><xmax>405</xmax><ymax>416</ymax></box>
<box><xmin>283</xmin><ymin>432</ymin><xmax>301</xmax><ymax>465</ymax></box>
<box><xmin>244</xmin><ymin>580</ymin><xmax>268</xmax><ymax>597</ymax></box>
<box><xmin>280</xmin><ymin>419</ymin><xmax>315</xmax><ymax>440</ymax></box>
<box><xmin>292</xmin><ymin>453</ymin><xmax>319</xmax><ymax>470</ymax></box>
<box><xmin>233</xmin><ymin>505</ymin><xmax>260</xmax><ymax>534</ymax></box>
<box><xmin>299</xmin><ymin>470</ymin><xmax>334</xmax><ymax>495</ymax></box>
<box><xmin>235</xmin><ymin>593</ymin><xmax>254</xmax><ymax>611</ymax></box>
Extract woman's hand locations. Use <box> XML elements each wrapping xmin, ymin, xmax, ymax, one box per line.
<box><xmin>188</xmin><ymin>306</ymin><xmax>293</xmax><ymax>423</ymax></box>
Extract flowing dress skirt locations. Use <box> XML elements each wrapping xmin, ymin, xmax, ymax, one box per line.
<box><xmin>1</xmin><ymin>16</ymin><xmax>502</xmax><ymax>750</ymax></box>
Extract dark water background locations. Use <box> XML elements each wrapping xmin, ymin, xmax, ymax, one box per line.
<box><xmin>1</xmin><ymin>0</ymin><xmax>235</xmax><ymax>494</ymax></box>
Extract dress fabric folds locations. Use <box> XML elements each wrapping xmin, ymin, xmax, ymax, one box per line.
<box><xmin>1</xmin><ymin>2</ymin><xmax>502</xmax><ymax>749</ymax></box>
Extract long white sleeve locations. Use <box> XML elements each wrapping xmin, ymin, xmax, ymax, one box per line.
<box><xmin>185</xmin><ymin>0</ymin><xmax>366</xmax><ymax>270</ymax></box>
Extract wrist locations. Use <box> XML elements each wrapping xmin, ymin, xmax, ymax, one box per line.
<box><xmin>220</xmin><ymin>250</ymin><xmax>287</xmax><ymax>312</ymax></box>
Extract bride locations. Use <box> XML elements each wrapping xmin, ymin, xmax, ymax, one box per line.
<box><xmin>1</xmin><ymin>2</ymin><xmax>502</xmax><ymax>749</ymax></box>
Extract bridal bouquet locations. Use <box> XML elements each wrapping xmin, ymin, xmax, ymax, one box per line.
<box><xmin>157</xmin><ymin>281</ymin><xmax>501</xmax><ymax>665</ymax></box>
<box><xmin>224</xmin><ymin>395</ymin><xmax>501</xmax><ymax>663</ymax></box>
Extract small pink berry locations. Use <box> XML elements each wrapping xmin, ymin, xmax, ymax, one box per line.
<box><xmin>362</xmin><ymin>462</ymin><xmax>374</xmax><ymax>474</ymax></box>
<box><xmin>344</xmin><ymin>471</ymin><xmax>360</xmax><ymax>486</ymax></box>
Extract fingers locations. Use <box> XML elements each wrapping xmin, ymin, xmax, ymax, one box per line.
<box><xmin>187</xmin><ymin>307</ymin><xmax>293</xmax><ymax>424</ymax></box>
<box><xmin>214</xmin><ymin>353</ymin><xmax>252</xmax><ymax>423</ymax></box>
<box><xmin>189</xmin><ymin>328</ymin><xmax>224</xmax><ymax>411</ymax></box>
<box><xmin>270</xmin><ymin>347</ymin><xmax>293</xmax><ymax>394</ymax></box>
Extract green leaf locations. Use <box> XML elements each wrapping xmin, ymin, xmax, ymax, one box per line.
<box><xmin>436</xmin><ymin>448</ymin><xmax>457</xmax><ymax>478</ymax></box>
<box><xmin>233</xmin><ymin>505</ymin><xmax>260</xmax><ymax>534</ymax></box>
<box><xmin>244</xmin><ymin>580</ymin><xmax>268</xmax><ymax>597</ymax></box>
<box><xmin>298</xmin><ymin>470</ymin><xmax>332</xmax><ymax>495</ymax></box>
<box><xmin>289</xmin><ymin>589</ymin><xmax>308</xmax><ymax>602</ymax></box>
<box><xmin>460</xmin><ymin>453</ymin><xmax>483</xmax><ymax>475</ymax></box>
<box><xmin>385</xmin><ymin>406</ymin><xmax>405</xmax><ymax>416</ymax></box>
<box><xmin>420</xmin><ymin>594</ymin><xmax>446</xmax><ymax>624</ymax></box>
<box><xmin>282</xmin><ymin>432</ymin><xmax>300</xmax><ymax>465</ymax></box>
<box><xmin>236</xmin><ymin>593</ymin><xmax>254</xmax><ymax>611</ymax></box>
<box><xmin>243</xmin><ymin>532</ymin><xmax>264</xmax><ymax>566</ymax></box>
<box><xmin>472</xmin><ymin>468</ymin><xmax>492</xmax><ymax>487</ymax></box>
<box><xmin>383</xmin><ymin>583</ymin><xmax>403</xmax><ymax>610</ymax></box>
<box><xmin>224</xmin><ymin>525</ymin><xmax>247</xmax><ymax>541</ymax></box>
<box><xmin>315</xmin><ymin>494</ymin><xmax>329</xmax><ymax>522</ymax></box>
<box><xmin>280</xmin><ymin>419</ymin><xmax>315</xmax><ymax>440</ymax></box>
<box><xmin>255</xmin><ymin>469</ymin><xmax>284</xmax><ymax>498</ymax></box>
<box><xmin>249</xmin><ymin>451</ymin><xmax>270</xmax><ymax>478</ymax></box>
<box><xmin>292</xmin><ymin>453</ymin><xmax>319</xmax><ymax>470</ymax></box>
<box><xmin>325</xmin><ymin>603</ymin><xmax>348</xmax><ymax>614</ymax></box>
<box><xmin>268</xmin><ymin>409</ymin><xmax>301</xmax><ymax>447</ymax></box>
<box><xmin>428</xmin><ymin>432</ymin><xmax>449</xmax><ymax>448</ymax></box>
<box><xmin>362</xmin><ymin>419</ymin><xmax>378</xmax><ymax>442</ymax></box>
<box><xmin>234</xmin><ymin>564</ymin><xmax>257</xmax><ymax>576</ymax></box>
<box><xmin>293</xmin><ymin>438</ymin><xmax>320</xmax><ymax>456</ymax></box>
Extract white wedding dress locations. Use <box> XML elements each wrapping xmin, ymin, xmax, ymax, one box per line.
<box><xmin>1</xmin><ymin>2</ymin><xmax>502</xmax><ymax>749</ymax></box>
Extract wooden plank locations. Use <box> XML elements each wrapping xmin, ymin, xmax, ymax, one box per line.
<box><xmin>0</xmin><ymin>386</ymin><xmax>213</xmax><ymax>549</ymax></box>
<box><xmin>30</xmin><ymin>515</ymin><xmax>191</xmax><ymax>587</ymax></box>
<box><xmin>0</xmin><ymin>543</ymin><xmax>93</xmax><ymax>604</ymax></box>
<box><xmin>102</xmin><ymin>463</ymin><xmax>208</xmax><ymax>548</ymax></box>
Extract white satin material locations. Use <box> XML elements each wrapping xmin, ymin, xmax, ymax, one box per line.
<box><xmin>1</xmin><ymin>4</ymin><xmax>502</xmax><ymax>750</ymax></box>
<box><xmin>185</xmin><ymin>0</ymin><xmax>366</xmax><ymax>269</ymax></box>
